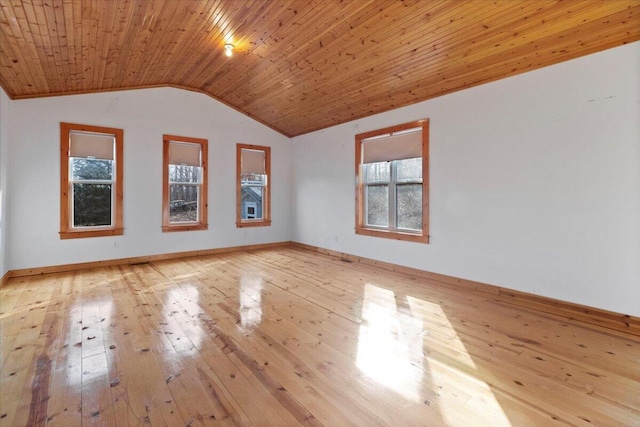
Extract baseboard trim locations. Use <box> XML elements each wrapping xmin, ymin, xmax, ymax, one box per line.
<box><xmin>291</xmin><ymin>242</ymin><xmax>640</xmax><ymax>337</ymax></box>
<box><xmin>4</xmin><ymin>241</ymin><xmax>290</xmax><ymax>281</ymax></box>
<box><xmin>1</xmin><ymin>271</ymin><xmax>9</xmax><ymax>287</ymax></box>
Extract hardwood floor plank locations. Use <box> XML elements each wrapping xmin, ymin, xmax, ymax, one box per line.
<box><xmin>1</xmin><ymin>248</ymin><xmax>638</xmax><ymax>426</ymax></box>
<box><xmin>1</xmin><ymin>275</ymin><xmax>57</xmax><ymax>427</ymax></box>
<box><xmin>38</xmin><ymin>274</ymin><xmax>82</xmax><ymax>427</ymax></box>
<box><xmin>0</xmin><ymin>277</ymin><xmax>42</xmax><ymax>368</ymax></box>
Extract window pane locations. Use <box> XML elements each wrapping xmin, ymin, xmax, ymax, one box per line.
<box><xmin>71</xmin><ymin>158</ymin><xmax>113</xmax><ymax>180</ymax></box>
<box><xmin>366</xmin><ymin>184</ymin><xmax>388</xmax><ymax>226</ymax></box>
<box><xmin>397</xmin><ymin>183</ymin><xmax>422</xmax><ymax>230</ymax></box>
<box><xmin>396</xmin><ymin>157</ymin><xmax>422</xmax><ymax>181</ymax></box>
<box><xmin>169</xmin><ymin>184</ymin><xmax>199</xmax><ymax>223</ymax></box>
<box><xmin>73</xmin><ymin>183</ymin><xmax>112</xmax><ymax>227</ymax></box>
<box><xmin>241</xmin><ymin>185</ymin><xmax>263</xmax><ymax>220</ymax></box>
<box><xmin>241</xmin><ymin>173</ymin><xmax>266</xmax><ymax>185</ymax></box>
<box><xmin>169</xmin><ymin>164</ymin><xmax>200</xmax><ymax>183</ymax></box>
<box><xmin>364</xmin><ymin>161</ymin><xmax>390</xmax><ymax>182</ymax></box>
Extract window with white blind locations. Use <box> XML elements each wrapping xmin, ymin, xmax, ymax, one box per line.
<box><xmin>237</xmin><ymin>144</ymin><xmax>271</xmax><ymax>227</ymax></box>
<box><xmin>60</xmin><ymin>122</ymin><xmax>124</xmax><ymax>239</ymax></box>
<box><xmin>162</xmin><ymin>135</ymin><xmax>208</xmax><ymax>232</ymax></box>
<box><xmin>355</xmin><ymin>119</ymin><xmax>429</xmax><ymax>243</ymax></box>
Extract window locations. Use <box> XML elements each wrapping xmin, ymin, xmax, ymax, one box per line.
<box><xmin>162</xmin><ymin>135</ymin><xmax>208</xmax><ymax>232</ymax></box>
<box><xmin>355</xmin><ymin>119</ymin><xmax>429</xmax><ymax>243</ymax></box>
<box><xmin>60</xmin><ymin>122</ymin><xmax>124</xmax><ymax>239</ymax></box>
<box><xmin>237</xmin><ymin>144</ymin><xmax>271</xmax><ymax>227</ymax></box>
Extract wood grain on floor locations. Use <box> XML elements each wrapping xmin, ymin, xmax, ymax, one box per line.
<box><xmin>1</xmin><ymin>247</ymin><xmax>638</xmax><ymax>426</ymax></box>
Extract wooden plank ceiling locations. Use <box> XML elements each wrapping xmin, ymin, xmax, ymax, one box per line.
<box><xmin>1</xmin><ymin>0</ymin><xmax>639</xmax><ymax>137</ymax></box>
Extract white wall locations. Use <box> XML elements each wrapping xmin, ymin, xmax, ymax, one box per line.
<box><xmin>0</xmin><ymin>88</ymin><xmax>9</xmax><ymax>278</ymax></box>
<box><xmin>291</xmin><ymin>42</ymin><xmax>640</xmax><ymax>316</ymax></box>
<box><xmin>4</xmin><ymin>44</ymin><xmax>639</xmax><ymax>316</ymax></box>
<box><xmin>7</xmin><ymin>87</ymin><xmax>291</xmax><ymax>270</ymax></box>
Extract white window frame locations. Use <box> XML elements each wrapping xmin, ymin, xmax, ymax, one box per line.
<box><xmin>69</xmin><ymin>155</ymin><xmax>116</xmax><ymax>230</ymax></box>
<box><xmin>363</xmin><ymin>160</ymin><xmax>422</xmax><ymax>233</ymax></box>
<box><xmin>168</xmin><ymin>163</ymin><xmax>202</xmax><ymax>224</ymax></box>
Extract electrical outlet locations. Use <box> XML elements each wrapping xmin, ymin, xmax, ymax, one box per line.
<box><xmin>113</xmin><ymin>241</ymin><xmax>119</xmax><ymax>248</ymax></box>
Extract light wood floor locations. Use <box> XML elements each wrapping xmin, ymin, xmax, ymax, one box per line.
<box><xmin>1</xmin><ymin>247</ymin><xmax>638</xmax><ymax>426</ymax></box>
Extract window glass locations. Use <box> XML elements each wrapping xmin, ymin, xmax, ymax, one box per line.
<box><xmin>169</xmin><ymin>185</ymin><xmax>199</xmax><ymax>223</ymax></box>
<box><xmin>241</xmin><ymin>172</ymin><xmax>266</xmax><ymax>220</ymax></box>
<box><xmin>70</xmin><ymin>157</ymin><xmax>115</xmax><ymax>228</ymax></box>
<box><xmin>365</xmin><ymin>161</ymin><xmax>390</xmax><ymax>182</ymax></box>
<box><xmin>169</xmin><ymin>164</ymin><xmax>200</xmax><ymax>183</ymax></box>
<box><xmin>73</xmin><ymin>183</ymin><xmax>112</xmax><ymax>227</ymax></box>
<box><xmin>396</xmin><ymin>157</ymin><xmax>422</xmax><ymax>181</ymax></box>
<box><xmin>366</xmin><ymin>184</ymin><xmax>389</xmax><ymax>226</ymax></box>
<box><xmin>396</xmin><ymin>183</ymin><xmax>422</xmax><ymax>230</ymax></box>
<box><xmin>168</xmin><ymin>163</ymin><xmax>201</xmax><ymax>224</ymax></box>
<box><xmin>71</xmin><ymin>158</ymin><xmax>113</xmax><ymax>180</ymax></box>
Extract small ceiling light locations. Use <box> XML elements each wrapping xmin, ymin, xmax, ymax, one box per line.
<box><xmin>224</xmin><ymin>43</ymin><xmax>234</xmax><ymax>57</ymax></box>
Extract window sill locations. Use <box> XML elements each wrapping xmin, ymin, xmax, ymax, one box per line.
<box><xmin>237</xmin><ymin>220</ymin><xmax>272</xmax><ymax>228</ymax></box>
<box><xmin>355</xmin><ymin>227</ymin><xmax>428</xmax><ymax>243</ymax></box>
<box><xmin>162</xmin><ymin>223</ymin><xmax>208</xmax><ymax>232</ymax></box>
<box><xmin>60</xmin><ymin>228</ymin><xmax>124</xmax><ymax>239</ymax></box>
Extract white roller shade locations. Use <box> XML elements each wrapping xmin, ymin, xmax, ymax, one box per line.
<box><xmin>169</xmin><ymin>142</ymin><xmax>201</xmax><ymax>167</ymax></box>
<box><xmin>242</xmin><ymin>149</ymin><xmax>265</xmax><ymax>174</ymax></box>
<box><xmin>362</xmin><ymin>128</ymin><xmax>422</xmax><ymax>163</ymax></box>
<box><xmin>69</xmin><ymin>131</ymin><xmax>115</xmax><ymax>160</ymax></box>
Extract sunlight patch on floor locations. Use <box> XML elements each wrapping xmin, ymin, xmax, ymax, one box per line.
<box><xmin>165</xmin><ymin>285</ymin><xmax>203</xmax><ymax>350</ymax></box>
<box><xmin>357</xmin><ymin>283</ymin><xmax>512</xmax><ymax>426</ymax></box>
<box><xmin>407</xmin><ymin>295</ymin><xmax>477</xmax><ymax>369</ymax></box>
<box><xmin>239</xmin><ymin>274</ymin><xmax>263</xmax><ymax>328</ymax></box>
<box><xmin>66</xmin><ymin>298</ymin><xmax>113</xmax><ymax>386</ymax></box>
<box><xmin>356</xmin><ymin>283</ymin><xmax>424</xmax><ymax>402</ymax></box>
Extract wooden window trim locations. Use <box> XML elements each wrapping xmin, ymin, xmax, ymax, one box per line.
<box><xmin>60</xmin><ymin>122</ymin><xmax>124</xmax><ymax>239</ymax></box>
<box><xmin>236</xmin><ymin>143</ymin><xmax>271</xmax><ymax>228</ymax></box>
<box><xmin>355</xmin><ymin>119</ymin><xmax>429</xmax><ymax>243</ymax></box>
<box><xmin>162</xmin><ymin>134</ymin><xmax>208</xmax><ymax>232</ymax></box>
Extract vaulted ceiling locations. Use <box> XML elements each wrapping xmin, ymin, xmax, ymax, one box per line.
<box><xmin>1</xmin><ymin>1</ymin><xmax>638</xmax><ymax>137</ymax></box>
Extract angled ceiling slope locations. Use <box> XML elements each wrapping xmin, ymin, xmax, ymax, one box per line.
<box><xmin>1</xmin><ymin>0</ymin><xmax>638</xmax><ymax>137</ymax></box>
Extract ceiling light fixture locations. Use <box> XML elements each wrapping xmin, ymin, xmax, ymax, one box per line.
<box><xmin>224</xmin><ymin>43</ymin><xmax>234</xmax><ymax>57</ymax></box>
